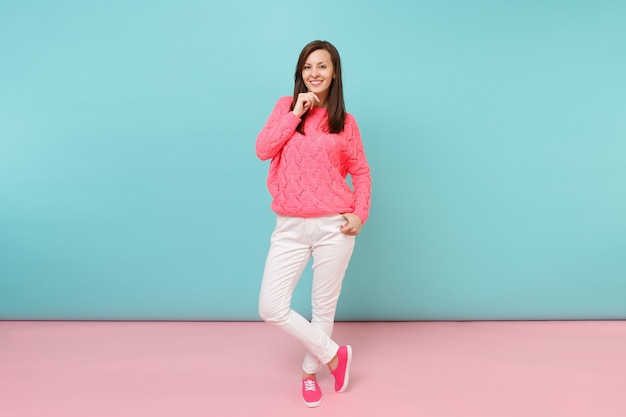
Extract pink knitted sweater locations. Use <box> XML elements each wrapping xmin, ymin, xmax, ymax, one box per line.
<box><xmin>256</xmin><ymin>96</ymin><xmax>371</xmax><ymax>223</ymax></box>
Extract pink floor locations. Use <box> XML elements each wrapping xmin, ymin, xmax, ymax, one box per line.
<box><xmin>1</xmin><ymin>321</ymin><xmax>625</xmax><ymax>417</ymax></box>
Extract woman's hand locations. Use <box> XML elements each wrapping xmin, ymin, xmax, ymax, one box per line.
<box><xmin>292</xmin><ymin>92</ymin><xmax>320</xmax><ymax>117</ymax></box>
<box><xmin>340</xmin><ymin>213</ymin><xmax>363</xmax><ymax>236</ymax></box>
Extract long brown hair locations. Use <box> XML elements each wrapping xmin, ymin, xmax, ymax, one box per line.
<box><xmin>291</xmin><ymin>40</ymin><xmax>346</xmax><ymax>134</ymax></box>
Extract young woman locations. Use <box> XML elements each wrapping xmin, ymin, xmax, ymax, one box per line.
<box><xmin>256</xmin><ymin>40</ymin><xmax>371</xmax><ymax>408</ymax></box>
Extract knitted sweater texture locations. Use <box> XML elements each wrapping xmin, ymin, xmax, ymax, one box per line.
<box><xmin>256</xmin><ymin>96</ymin><xmax>371</xmax><ymax>223</ymax></box>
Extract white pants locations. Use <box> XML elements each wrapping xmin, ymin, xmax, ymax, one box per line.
<box><xmin>258</xmin><ymin>214</ymin><xmax>355</xmax><ymax>374</ymax></box>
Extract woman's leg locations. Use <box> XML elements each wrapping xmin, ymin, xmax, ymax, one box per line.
<box><xmin>258</xmin><ymin>216</ymin><xmax>340</xmax><ymax>366</ymax></box>
<box><xmin>302</xmin><ymin>215</ymin><xmax>356</xmax><ymax>375</ymax></box>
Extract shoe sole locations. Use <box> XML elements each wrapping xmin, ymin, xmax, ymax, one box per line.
<box><xmin>337</xmin><ymin>345</ymin><xmax>352</xmax><ymax>393</ymax></box>
<box><xmin>303</xmin><ymin>398</ymin><xmax>322</xmax><ymax>408</ymax></box>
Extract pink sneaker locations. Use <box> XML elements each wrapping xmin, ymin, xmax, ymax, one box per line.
<box><xmin>301</xmin><ymin>377</ymin><xmax>322</xmax><ymax>407</ymax></box>
<box><xmin>330</xmin><ymin>345</ymin><xmax>352</xmax><ymax>393</ymax></box>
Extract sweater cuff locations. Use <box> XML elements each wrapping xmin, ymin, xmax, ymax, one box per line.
<box><xmin>286</xmin><ymin>110</ymin><xmax>301</xmax><ymax>125</ymax></box>
<box><xmin>352</xmin><ymin>208</ymin><xmax>369</xmax><ymax>225</ymax></box>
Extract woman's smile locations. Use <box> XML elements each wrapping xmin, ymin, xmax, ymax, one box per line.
<box><xmin>302</xmin><ymin>49</ymin><xmax>334</xmax><ymax>104</ymax></box>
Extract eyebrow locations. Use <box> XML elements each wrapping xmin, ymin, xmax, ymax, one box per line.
<box><xmin>304</xmin><ymin>61</ymin><xmax>329</xmax><ymax>65</ymax></box>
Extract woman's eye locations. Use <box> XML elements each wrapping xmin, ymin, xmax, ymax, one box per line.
<box><xmin>304</xmin><ymin>65</ymin><xmax>311</xmax><ymax>70</ymax></box>
<box><xmin>319</xmin><ymin>65</ymin><xmax>326</xmax><ymax>69</ymax></box>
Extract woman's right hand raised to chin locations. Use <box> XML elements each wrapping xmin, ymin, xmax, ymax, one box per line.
<box><xmin>292</xmin><ymin>92</ymin><xmax>321</xmax><ymax>118</ymax></box>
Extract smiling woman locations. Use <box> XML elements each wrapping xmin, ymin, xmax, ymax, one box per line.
<box><xmin>290</xmin><ymin>40</ymin><xmax>346</xmax><ymax>135</ymax></box>
<box><xmin>256</xmin><ymin>40</ymin><xmax>371</xmax><ymax>408</ymax></box>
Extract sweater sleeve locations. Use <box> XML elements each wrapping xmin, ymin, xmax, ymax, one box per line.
<box><xmin>344</xmin><ymin>116</ymin><xmax>372</xmax><ymax>224</ymax></box>
<box><xmin>256</xmin><ymin>96</ymin><xmax>301</xmax><ymax>161</ymax></box>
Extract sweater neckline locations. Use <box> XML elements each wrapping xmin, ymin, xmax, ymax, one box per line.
<box><xmin>308</xmin><ymin>107</ymin><xmax>327</xmax><ymax>118</ymax></box>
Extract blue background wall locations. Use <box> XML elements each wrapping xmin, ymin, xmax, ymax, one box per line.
<box><xmin>1</xmin><ymin>0</ymin><xmax>625</xmax><ymax>320</ymax></box>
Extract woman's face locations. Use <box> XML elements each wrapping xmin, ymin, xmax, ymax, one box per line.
<box><xmin>302</xmin><ymin>49</ymin><xmax>334</xmax><ymax>102</ymax></box>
